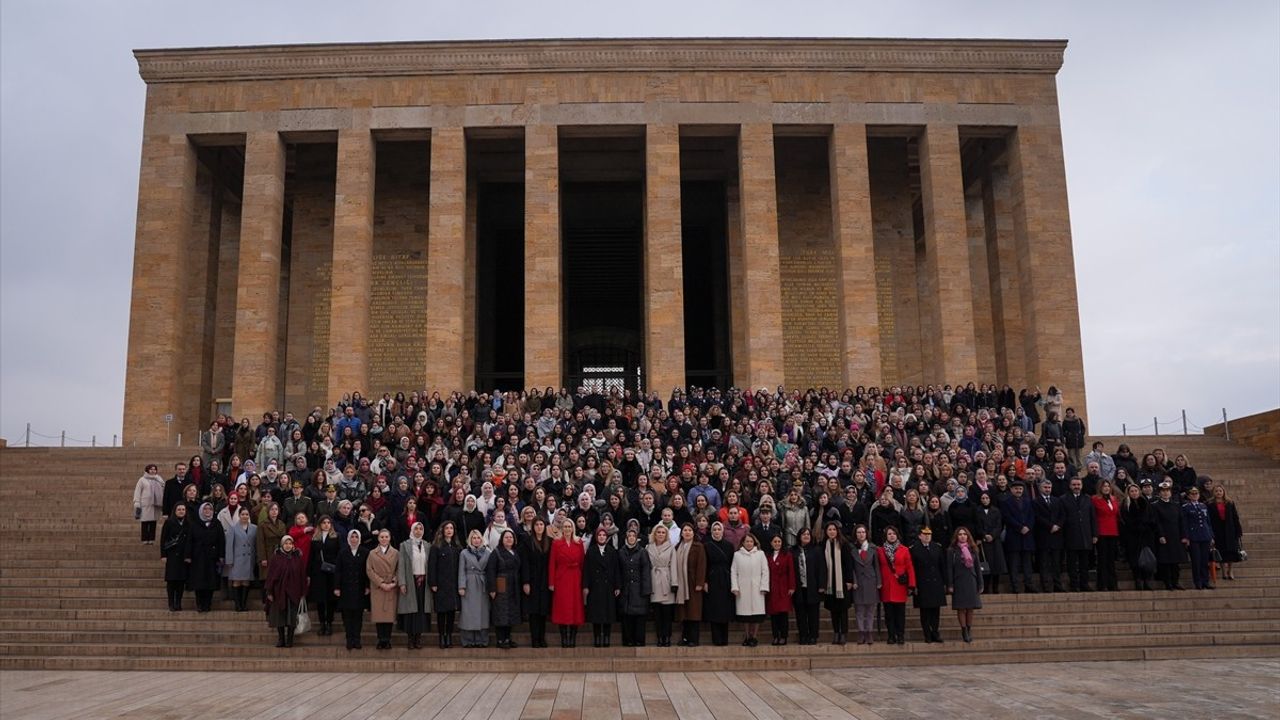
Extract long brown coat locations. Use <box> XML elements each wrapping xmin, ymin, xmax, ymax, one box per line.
<box><xmin>366</xmin><ymin>546</ymin><xmax>400</xmax><ymax>623</ymax></box>
<box><xmin>676</xmin><ymin>541</ymin><xmax>707</xmax><ymax>622</ymax></box>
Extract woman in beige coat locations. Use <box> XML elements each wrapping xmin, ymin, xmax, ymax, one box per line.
<box><xmin>132</xmin><ymin>464</ymin><xmax>165</xmax><ymax>544</ymax></box>
<box><xmin>366</xmin><ymin>529</ymin><xmax>400</xmax><ymax>650</ymax></box>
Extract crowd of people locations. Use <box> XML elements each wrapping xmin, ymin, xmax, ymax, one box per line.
<box><xmin>131</xmin><ymin>383</ymin><xmax>1247</xmax><ymax>650</ymax></box>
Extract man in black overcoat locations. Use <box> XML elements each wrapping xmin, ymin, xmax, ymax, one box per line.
<box><xmin>1061</xmin><ymin>477</ymin><xmax>1098</xmax><ymax>591</ymax></box>
<box><xmin>909</xmin><ymin>526</ymin><xmax>947</xmax><ymax>643</ymax></box>
<box><xmin>1032</xmin><ymin>478</ymin><xmax>1066</xmax><ymax>592</ymax></box>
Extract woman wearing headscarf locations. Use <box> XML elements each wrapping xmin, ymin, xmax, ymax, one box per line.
<box><xmin>309</xmin><ymin>515</ymin><xmax>341</xmax><ymax>636</ymax></box>
<box><xmin>583</xmin><ymin>525</ymin><xmax>622</xmax><ymax>648</ymax></box>
<box><xmin>648</xmin><ymin>524</ymin><xmax>681</xmax><ymax>647</ymax></box>
<box><xmin>429</xmin><ymin>521</ymin><xmax>462</xmax><ymax>648</ymax></box>
<box><xmin>335</xmin><ymin>529</ymin><xmax>369</xmax><ymax>650</ymax></box>
<box><xmin>791</xmin><ymin>526</ymin><xmax>822</xmax><ymax>645</ymax></box>
<box><xmin>133</xmin><ymin>464</ymin><xmax>165</xmax><ymax>544</ymax></box>
<box><xmin>458</xmin><ymin>529</ymin><xmax>492</xmax><ymax>648</ymax></box>
<box><xmin>764</xmin><ymin>533</ymin><xmax>795</xmax><ymax>645</ymax></box>
<box><xmin>703</xmin><ymin>521</ymin><xmax>736</xmax><ymax>646</ymax></box>
<box><xmin>395</xmin><ymin>521</ymin><xmax>433</xmax><ymax>649</ymax></box>
<box><xmin>618</xmin><ymin>527</ymin><xmax>652</xmax><ymax>647</ymax></box>
<box><xmin>160</xmin><ymin>503</ymin><xmax>191</xmax><ymax>611</ymax></box>
<box><xmin>849</xmin><ymin>524</ymin><xmax>881</xmax><ymax>645</ymax></box>
<box><xmin>486</xmin><ymin>529</ymin><xmax>522</xmax><ymax>649</ymax></box>
<box><xmin>519</xmin><ymin>517</ymin><xmax>553</xmax><ymax>648</ymax></box>
<box><xmin>548</xmin><ymin>517</ymin><xmax>586</xmax><ymax>647</ymax></box>
<box><xmin>366</xmin><ymin>529</ymin><xmax>400</xmax><ymax>649</ymax></box>
<box><xmin>187</xmin><ymin>503</ymin><xmax>225</xmax><ymax>613</ymax></box>
<box><xmin>935</xmin><ymin>518</ymin><xmax>979</xmax><ymax>642</ymax></box>
<box><xmin>674</xmin><ymin>523</ymin><xmax>706</xmax><ymax>647</ymax></box>
<box><xmin>265</xmin><ymin>535</ymin><xmax>307</xmax><ymax>647</ymax></box>
<box><xmin>818</xmin><ymin>522</ymin><xmax>854</xmax><ymax>644</ymax></box>
<box><xmin>458</xmin><ymin>494</ymin><xmax>487</xmax><ymax>540</ymax></box>
<box><xmin>877</xmin><ymin>525</ymin><xmax>915</xmax><ymax>645</ymax></box>
<box><xmin>224</xmin><ymin>506</ymin><xmax>258</xmax><ymax>612</ymax></box>
<box><xmin>484</xmin><ymin>506</ymin><xmax>513</xmax><ymax>550</ymax></box>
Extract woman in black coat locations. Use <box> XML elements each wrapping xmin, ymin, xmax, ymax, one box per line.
<box><xmin>1119</xmin><ymin>485</ymin><xmax>1155</xmax><ymax>590</ymax></box>
<box><xmin>518</xmin><ymin>518</ymin><xmax>553</xmax><ymax>647</ymax></box>
<box><xmin>926</xmin><ymin>496</ymin><xmax>952</xmax><ymax>548</ymax></box>
<box><xmin>617</xmin><ymin>527</ymin><xmax>652</xmax><ymax>647</ymax></box>
<box><xmin>869</xmin><ymin>494</ymin><xmax>902</xmax><ymax>546</ymax></box>
<box><xmin>187</xmin><ymin>503</ymin><xmax>225</xmax><ymax>613</ymax></box>
<box><xmin>791</xmin><ymin>527</ymin><xmax>822</xmax><ymax>645</ymax></box>
<box><xmin>428</xmin><ymin>521</ymin><xmax>463</xmax><ymax>648</ymax></box>
<box><xmin>486</xmin><ymin>529</ymin><xmax>523</xmax><ymax>649</ymax></box>
<box><xmin>583</xmin><ymin>526</ymin><xmax>622</xmax><ymax>647</ymax></box>
<box><xmin>160</xmin><ymin>504</ymin><xmax>191</xmax><ymax>612</ymax></box>
<box><xmin>946</xmin><ymin>488</ymin><xmax>979</xmax><ymax>541</ymax></box>
<box><xmin>334</xmin><ymin>529</ymin><xmax>370</xmax><ymax>650</ymax></box>
<box><xmin>973</xmin><ymin>493</ymin><xmax>1007</xmax><ymax>594</ymax></box>
<box><xmin>308</xmin><ymin>516</ymin><xmax>342</xmax><ymax>636</ymax></box>
<box><xmin>702</xmin><ymin>521</ymin><xmax>736</xmax><ymax>646</ymax></box>
<box><xmin>1207</xmin><ymin>486</ymin><xmax>1244</xmax><ymax>579</ymax></box>
<box><xmin>1147</xmin><ymin>484</ymin><xmax>1188</xmax><ymax>590</ymax></box>
<box><xmin>818</xmin><ymin>522</ymin><xmax>856</xmax><ymax>645</ymax></box>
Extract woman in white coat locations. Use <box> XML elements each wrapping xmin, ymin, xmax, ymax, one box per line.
<box><xmin>132</xmin><ymin>464</ymin><xmax>165</xmax><ymax>544</ymax></box>
<box><xmin>730</xmin><ymin>532</ymin><xmax>770</xmax><ymax>647</ymax></box>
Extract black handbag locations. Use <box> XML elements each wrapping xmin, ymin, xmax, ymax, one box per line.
<box><xmin>978</xmin><ymin>546</ymin><xmax>991</xmax><ymax>575</ymax></box>
<box><xmin>318</xmin><ymin>547</ymin><xmax>335</xmax><ymax>574</ymax></box>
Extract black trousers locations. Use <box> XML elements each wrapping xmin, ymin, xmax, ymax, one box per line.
<box><xmin>884</xmin><ymin>602</ymin><xmax>906</xmax><ymax>640</ymax></box>
<box><xmin>919</xmin><ymin>606</ymin><xmax>940</xmax><ymax>639</ymax></box>
<box><xmin>1095</xmin><ymin>537</ymin><xmax>1118</xmax><ymax>590</ymax></box>
<box><xmin>529</xmin><ymin>614</ymin><xmax>547</xmax><ymax>645</ymax></box>
<box><xmin>828</xmin><ymin>604</ymin><xmax>849</xmax><ymax>634</ymax></box>
<box><xmin>794</xmin><ymin>601</ymin><xmax>819</xmax><ymax>641</ymax></box>
<box><xmin>376</xmin><ymin>622</ymin><xmax>393</xmax><ymax>644</ymax></box>
<box><xmin>1038</xmin><ymin>548</ymin><xmax>1063</xmax><ymax>590</ymax></box>
<box><xmin>770</xmin><ymin>612</ymin><xmax>789</xmax><ymax>640</ymax></box>
<box><xmin>195</xmin><ymin>590</ymin><xmax>214</xmax><ymax>611</ymax></box>
<box><xmin>710</xmin><ymin>622</ymin><xmax>729</xmax><ymax>646</ymax></box>
<box><xmin>1065</xmin><ymin>549</ymin><xmax>1091</xmax><ymax>590</ymax></box>
<box><xmin>341</xmin><ymin>609</ymin><xmax>364</xmax><ymax>647</ymax></box>
<box><xmin>681</xmin><ymin>620</ymin><xmax>700</xmax><ymax>645</ymax></box>
<box><xmin>1158</xmin><ymin>562</ymin><xmax>1181</xmax><ymax>588</ymax></box>
<box><xmin>165</xmin><ymin>581</ymin><xmax>184</xmax><ymax>609</ymax></box>
<box><xmin>1008</xmin><ymin>550</ymin><xmax>1034</xmax><ymax>590</ymax></box>
<box><xmin>621</xmin><ymin>614</ymin><xmax>646</xmax><ymax>646</ymax></box>
<box><xmin>652</xmin><ymin>603</ymin><xmax>674</xmax><ymax>641</ymax></box>
<box><xmin>141</xmin><ymin>521</ymin><xmax>157</xmax><ymax>542</ymax></box>
<box><xmin>315</xmin><ymin>598</ymin><xmax>336</xmax><ymax>626</ymax></box>
<box><xmin>437</xmin><ymin>611</ymin><xmax>456</xmax><ymax>637</ymax></box>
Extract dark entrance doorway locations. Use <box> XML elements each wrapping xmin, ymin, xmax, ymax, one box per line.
<box><xmin>472</xmin><ymin>133</ymin><xmax>527</xmax><ymax>391</ymax></box>
<box><xmin>561</xmin><ymin>181</ymin><xmax>644</xmax><ymax>392</ymax></box>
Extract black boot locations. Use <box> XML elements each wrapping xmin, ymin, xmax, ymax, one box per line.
<box><xmin>962</xmin><ymin>626</ymin><xmax>972</xmax><ymax>643</ymax></box>
<box><xmin>570</xmin><ymin>627</ymin><xmax>578</xmax><ymax>648</ymax></box>
<box><xmin>560</xmin><ymin>627</ymin><xmax>570</xmax><ymax>648</ymax></box>
<box><xmin>593</xmin><ymin>626</ymin><xmax>602</xmax><ymax>648</ymax></box>
<box><xmin>276</xmin><ymin>628</ymin><xmax>287</xmax><ymax>648</ymax></box>
<box><xmin>285</xmin><ymin>626</ymin><xmax>295</xmax><ymax>648</ymax></box>
<box><xmin>240</xmin><ymin>587</ymin><xmax>251</xmax><ymax>612</ymax></box>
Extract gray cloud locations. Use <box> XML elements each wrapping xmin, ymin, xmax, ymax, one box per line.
<box><xmin>2</xmin><ymin>0</ymin><xmax>1277</xmax><ymax>444</ymax></box>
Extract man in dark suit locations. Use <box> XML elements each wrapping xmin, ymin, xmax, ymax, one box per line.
<box><xmin>1000</xmin><ymin>481</ymin><xmax>1037</xmax><ymax>593</ymax></box>
<box><xmin>1061</xmin><ymin>476</ymin><xmax>1098</xmax><ymax>591</ymax></box>
<box><xmin>909</xmin><ymin>526</ymin><xmax>947</xmax><ymax>643</ymax></box>
<box><xmin>750</xmin><ymin>506</ymin><xmax>783</xmax><ymax>550</ymax></box>
<box><xmin>1032</xmin><ymin>478</ymin><xmax>1066</xmax><ymax>592</ymax></box>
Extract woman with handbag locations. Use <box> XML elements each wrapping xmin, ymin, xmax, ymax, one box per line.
<box><xmin>946</xmin><ymin>527</ymin><xmax>983</xmax><ymax>642</ymax></box>
<box><xmin>265</xmin><ymin>534</ymin><xmax>307</xmax><ymax>648</ymax></box>
<box><xmin>1208</xmin><ymin>485</ymin><xmax>1244</xmax><ymax>580</ymax></box>
<box><xmin>309</xmin><ymin>516</ymin><xmax>340</xmax><ymax>635</ymax></box>
<box><xmin>396</xmin><ymin>521</ymin><xmax>432</xmax><ymax>649</ymax></box>
<box><xmin>1120</xmin><ymin>483</ymin><xmax>1155</xmax><ymax>590</ymax></box>
<box><xmin>486</xmin><ymin>529</ymin><xmax>522</xmax><ymax>649</ymax></box>
<box><xmin>877</xmin><ymin>525</ymin><xmax>915</xmax><ymax>645</ymax></box>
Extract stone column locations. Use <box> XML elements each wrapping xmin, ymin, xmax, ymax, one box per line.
<box><xmin>983</xmin><ymin>163</ymin><xmax>1027</xmax><ymax>387</ymax></box>
<box><xmin>231</xmin><ymin>131</ymin><xmax>287</xmax><ymax>419</ymax></box>
<box><xmin>735</xmin><ymin>123</ymin><xmax>785</xmax><ymax>390</ymax></box>
<box><xmin>327</xmin><ymin>129</ymin><xmax>375</xmax><ymax>403</ymax></box>
<box><xmin>966</xmin><ymin>185</ymin><xmax>997</xmax><ymax>381</ymax></box>
<box><xmin>122</xmin><ymin>133</ymin><xmax>197</xmax><ymax>445</ymax></box>
<box><xmin>918</xmin><ymin>124</ymin><xmax>979</xmax><ymax>383</ymax></box>
<box><xmin>829</xmin><ymin>123</ymin><xmax>882</xmax><ymax>387</ymax></box>
<box><xmin>425</xmin><ymin>127</ymin><xmax>467</xmax><ymax>393</ymax></box>
<box><xmin>643</xmin><ymin>124</ymin><xmax>686</xmax><ymax>394</ymax></box>
<box><xmin>1008</xmin><ymin>124</ymin><xmax>1088</xmax><ymax>419</ymax></box>
<box><xmin>524</xmin><ymin>125</ymin><xmax>562</xmax><ymax>389</ymax></box>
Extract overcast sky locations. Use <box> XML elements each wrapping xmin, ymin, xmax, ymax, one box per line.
<box><xmin>2</xmin><ymin>0</ymin><xmax>1277</xmax><ymax>445</ymax></box>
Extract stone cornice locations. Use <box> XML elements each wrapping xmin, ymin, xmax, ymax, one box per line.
<box><xmin>134</xmin><ymin>38</ymin><xmax>1067</xmax><ymax>84</ymax></box>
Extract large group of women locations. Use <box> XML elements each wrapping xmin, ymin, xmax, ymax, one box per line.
<box><xmin>132</xmin><ymin>382</ymin><xmax>1247</xmax><ymax>650</ymax></box>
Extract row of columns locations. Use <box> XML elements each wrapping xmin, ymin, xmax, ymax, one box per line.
<box><xmin>124</xmin><ymin>120</ymin><xmax>1085</xmax><ymax>443</ymax></box>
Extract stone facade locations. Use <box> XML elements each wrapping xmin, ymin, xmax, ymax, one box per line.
<box><xmin>122</xmin><ymin>37</ymin><xmax>1088</xmax><ymax>444</ymax></box>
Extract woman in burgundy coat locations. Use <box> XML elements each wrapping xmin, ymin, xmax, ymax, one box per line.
<box><xmin>547</xmin><ymin>517</ymin><xmax>586</xmax><ymax>647</ymax></box>
<box><xmin>265</xmin><ymin>535</ymin><xmax>308</xmax><ymax>648</ymax></box>
<box><xmin>765</xmin><ymin>534</ymin><xmax>795</xmax><ymax>645</ymax></box>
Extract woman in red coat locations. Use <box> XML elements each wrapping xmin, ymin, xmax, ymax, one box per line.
<box><xmin>765</xmin><ymin>534</ymin><xmax>795</xmax><ymax>645</ymax></box>
<box><xmin>1092</xmin><ymin>479</ymin><xmax>1122</xmax><ymax>591</ymax></box>
<box><xmin>877</xmin><ymin>526</ymin><xmax>915</xmax><ymax>644</ymax></box>
<box><xmin>286</xmin><ymin>512</ymin><xmax>314</xmax><ymax>569</ymax></box>
<box><xmin>547</xmin><ymin>517</ymin><xmax>585</xmax><ymax>647</ymax></box>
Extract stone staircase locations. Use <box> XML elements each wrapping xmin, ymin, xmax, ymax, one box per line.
<box><xmin>0</xmin><ymin>436</ymin><xmax>1276</xmax><ymax>672</ymax></box>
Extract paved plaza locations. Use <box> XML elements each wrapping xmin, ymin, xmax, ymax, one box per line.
<box><xmin>2</xmin><ymin>659</ymin><xmax>1276</xmax><ymax>719</ymax></box>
